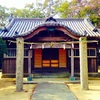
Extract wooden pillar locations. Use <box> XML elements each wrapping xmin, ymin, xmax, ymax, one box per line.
<box><xmin>28</xmin><ymin>49</ymin><xmax>32</xmax><ymax>77</ymax></box>
<box><xmin>16</xmin><ymin>37</ymin><xmax>24</xmax><ymax>92</ymax></box>
<box><xmin>71</xmin><ymin>43</ymin><xmax>74</xmax><ymax>77</ymax></box>
<box><xmin>79</xmin><ymin>37</ymin><xmax>88</xmax><ymax>90</ymax></box>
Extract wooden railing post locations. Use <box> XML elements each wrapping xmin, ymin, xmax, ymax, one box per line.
<box><xmin>70</xmin><ymin>43</ymin><xmax>75</xmax><ymax>80</ymax></box>
<box><xmin>27</xmin><ymin>49</ymin><xmax>33</xmax><ymax>81</ymax></box>
<box><xmin>71</xmin><ymin>43</ymin><xmax>74</xmax><ymax>77</ymax></box>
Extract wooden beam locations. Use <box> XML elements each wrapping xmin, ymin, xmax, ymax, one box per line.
<box><xmin>16</xmin><ymin>37</ymin><xmax>24</xmax><ymax>92</ymax></box>
<box><xmin>79</xmin><ymin>37</ymin><xmax>89</xmax><ymax>90</ymax></box>
<box><xmin>32</xmin><ymin>43</ymin><xmax>71</xmax><ymax>49</ymax></box>
<box><xmin>8</xmin><ymin>40</ymin><xmax>98</xmax><ymax>45</ymax></box>
<box><xmin>24</xmin><ymin>27</ymin><xmax>47</xmax><ymax>40</ymax></box>
<box><xmin>56</xmin><ymin>27</ymin><xmax>80</xmax><ymax>40</ymax></box>
<box><xmin>35</xmin><ymin>37</ymin><xmax>70</xmax><ymax>41</ymax></box>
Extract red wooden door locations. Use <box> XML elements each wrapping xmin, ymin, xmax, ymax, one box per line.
<box><xmin>34</xmin><ymin>49</ymin><xmax>42</xmax><ymax>68</ymax></box>
<box><xmin>59</xmin><ymin>49</ymin><xmax>66</xmax><ymax>68</ymax></box>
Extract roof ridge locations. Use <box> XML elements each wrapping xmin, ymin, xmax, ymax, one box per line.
<box><xmin>13</xmin><ymin>17</ymin><xmax>84</xmax><ymax>20</ymax></box>
<box><xmin>14</xmin><ymin>18</ymin><xmax>45</xmax><ymax>20</ymax></box>
<box><xmin>6</xmin><ymin>18</ymin><xmax>15</xmax><ymax>31</ymax></box>
<box><xmin>58</xmin><ymin>18</ymin><xmax>84</xmax><ymax>20</ymax></box>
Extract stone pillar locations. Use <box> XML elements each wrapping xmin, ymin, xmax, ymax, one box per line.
<box><xmin>79</xmin><ymin>37</ymin><xmax>88</xmax><ymax>90</ymax></box>
<box><xmin>16</xmin><ymin>37</ymin><xmax>24</xmax><ymax>92</ymax></box>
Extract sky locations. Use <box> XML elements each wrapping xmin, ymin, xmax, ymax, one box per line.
<box><xmin>0</xmin><ymin>0</ymin><xmax>44</xmax><ymax>9</ymax></box>
<box><xmin>0</xmin><ymin>0</ymin><xmax>71</xmax><ymax>9</ymax></box>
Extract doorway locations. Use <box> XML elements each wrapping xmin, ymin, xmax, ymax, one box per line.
<box><xmin>34</xmin><ymin>48</ymin><xmax>67</xmax><ymax>69</ymax></box>
<box><xmin>42</xmin><ymin>49</ymin><xmax>59</xmax><ymax>68</ymax></box>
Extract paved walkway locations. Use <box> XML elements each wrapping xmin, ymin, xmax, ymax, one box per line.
<box><xmin>31</xmin><ymin>82</ymin><xmax>77</xmax><ymax>100</ymax></box>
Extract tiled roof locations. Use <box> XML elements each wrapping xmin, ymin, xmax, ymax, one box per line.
<box><xmin>0</xmin><ymin>17</ymin><xmax>100</xmax><ymax>38</ymax></box>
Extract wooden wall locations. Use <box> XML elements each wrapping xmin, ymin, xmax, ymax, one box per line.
<box><xmin>67</xmin><ymin>58</ymin><xmax>97</xmax><ymax>73</ymax></box>
<box><xmin>2</xmin><ymin>49</ymin><xmax>98</xmax><ymax>75</ymax></box>
<box><xmin>88</xmin><ymin>58</ymin><xmax>97</xmax><ymax>72</ymax></box>
<box><xmin>2</xmin><ymin>58</ymin><xmax>28</xmax><ymax>74</ymax></box>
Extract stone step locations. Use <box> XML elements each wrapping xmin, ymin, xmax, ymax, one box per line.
<box><xmin>32</xmin><ymin>72</ymin><xmax>70</xmax><ymax>78</ymax></box>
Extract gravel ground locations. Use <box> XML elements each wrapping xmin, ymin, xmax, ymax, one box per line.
<box><xmin>67</xmin><ymin>80</ymin><xmax>100</xmax><ymax>100</ymax></box>
<box><xmin>0</xmin><ymin>72</ymin><xmax>100</xmax><ymax>100</ymax></box>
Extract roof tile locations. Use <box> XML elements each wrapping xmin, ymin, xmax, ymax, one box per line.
<box><xmin>0</xmin><ymin>18</ymin><xmax>100</xmax><ymax>38</ymax></box>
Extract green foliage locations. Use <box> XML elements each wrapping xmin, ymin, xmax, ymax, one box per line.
<box><xmin>56</xmin><ymin>1</ymin><xmax>70</xmax><ymax>18</ymax></box>
<box><xmin>25</xmin><ymin>3</ymin><xmax>34</xmax><ymax>10</ymax></box>
<box><xmin>43</xmin><ymin>0</ymin><xmax>49</xmax><ymax>8</ymax></box>
<box><xmin>0</xmin><ymin>5</ymin><xmax>9</xmax><ymax>28</ymax></box>
<box><xmin>9</xmin><ymin>4</ymin><xmax>45</xmax><ymax>18</ymax></box>
<box><xmin>0</xmin><ymin>5</ymin><xmax>9</xmax><ymax>18</ymax></box>
<box><xmin>70</xmin><ymin>0</ymin><xmax>78</xmax><ymax>6</ymax></box>
<box><xmin>77</xmin><ymin>0</ymin><xmax>100</xmax><ymax>27</ymax></box>
<box><xmin>8</xmin><ymin>3</ymin><xmax>44</xmax><ymax>18</ymax></box>
<box><xmin>42</xmin><ymin>0</ymin><xmax>63</xmax><ymax>17</ymax></box>
<box><xmin>0</xmin><ymin>38</ymin><xmax>7</xmax><ymax>68</ymax></box>
<box><xmin>78</xmin><ymin>6</ymin><xmax>91</xmax><ymax>18</ymax></box>
<box><xmin>57</xmin><ymin>0</ymin><xmax>100</xmax><ymax>27</ymax></box>
<box><xmin>0</xmin><ymin>38</ymin><xmax>7</xmax><ymax>55</ymax></box>
<box><xmin>90</xmin><ymin>14</ymin><xmax>100</xmax><ymax>27</ymax></box>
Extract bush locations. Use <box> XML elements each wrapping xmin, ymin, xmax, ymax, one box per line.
<box><xmin>0</xmin><ymin>38</ymin><xmax>7</xmax><ymax>69</ymax></box>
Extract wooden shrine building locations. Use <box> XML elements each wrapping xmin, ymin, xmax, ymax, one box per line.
<box><xmin>0</xmin><ymin>17</ymin><xmax>100</xmax><ymax>77</ymax></box>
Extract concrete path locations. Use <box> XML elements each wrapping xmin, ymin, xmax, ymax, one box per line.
<box><xmin>31</xmin><ymin>82</ymin><xmax>77</xmax><ymax>100</ymax></box>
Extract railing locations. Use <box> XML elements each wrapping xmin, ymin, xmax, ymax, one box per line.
<box><xmin>4</xmin><ymin>48</ymin><xmax>29</xmax><ymax>58</ymax></box>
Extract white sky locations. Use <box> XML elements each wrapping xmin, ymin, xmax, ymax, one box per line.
<box><xmin>0</xmin><ymin>0</ymin><xmax>71</xmax><ymax>9</ymax></box>
<box><xmin>0</xmin><ymin>0</ymin><xmax>44</xmax><ymax>9</ymax></box>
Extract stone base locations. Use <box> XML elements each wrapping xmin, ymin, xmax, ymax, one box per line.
<box><xmin>70</xmin><ymin>76</ymin><xmax>75</xmax><ymax>81</ymax></box>
<box><xmin>27</xmin><ymin>76</ymin><xmax>33</xmax><ymax>81</ymax></box>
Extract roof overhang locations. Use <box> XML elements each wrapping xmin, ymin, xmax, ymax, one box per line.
<box><xmin>15</xmin><ymin>22</ymin><xmax>81</xmax><ymax>40</ymax></box>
